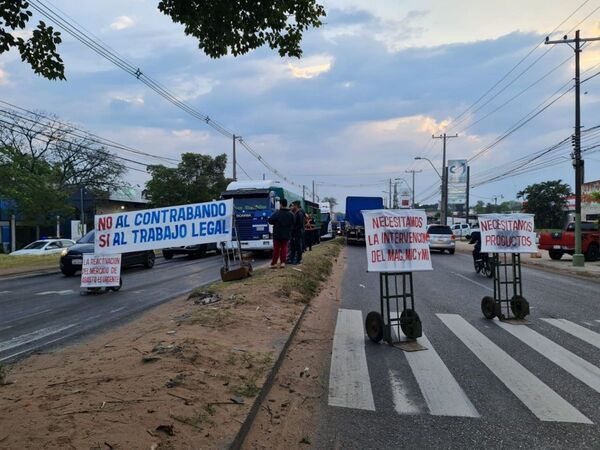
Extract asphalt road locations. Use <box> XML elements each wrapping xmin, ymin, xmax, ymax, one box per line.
<box><xmin>0</xmin><ymin>253</ymin><xmax>232</xmax><ymax>363</ymax></box>
<box><xmin>316</xmin><ymin>246</ymin><xmax>600</xmax><ymax>449</ymax></box>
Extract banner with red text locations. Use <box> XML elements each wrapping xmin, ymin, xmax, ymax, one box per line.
<box><xmin>479</xmin><ymin>213</ymin><xmax>537</xmax><ymax>253</ymax></box>
<box><xmin>362</xmin><ymin>209</ymin><xmax>432</xmax><ymax>272</ymax></box>
<box><xmin>80</xmin><ymin>254</ymin><xmax>121</xmax><ymax>288</ymax></box>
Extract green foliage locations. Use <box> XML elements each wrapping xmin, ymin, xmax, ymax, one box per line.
<box><xmin>158</xmin><ymin>0</ymin><xmax>325</xmax><ymax>58</ymax></box>
<box><xmin>6</xmin><ymin>1</ymin><xmax>325</xmax><ymax>80</ymax></box>
<box><xmin>473</xmin><ymin>199</ymin><xmax>522</xmax><ymax>214</ymax></box>
<box><xmin>145</xmin><ymin>153</ymin><xmax>231</xmax><ymax>207</ymax></box>
<box><xmin>517</xmin><ymin>180</ymin><xmax>571</xmax><ymax>229</ymax></box>
<box><xmin>591</xmin><ymin>191</ymin><xmax>600</xmax><ymax>202</ymax></box>
<box><xmin>0</xmin><ymin>1</ymin><xmax>65</xmax><ymax>80</ymax></box>
<box><xmin>0</xmin><ymin>149</ymin><xmax>72</xmax><ymax>225</ymax></box>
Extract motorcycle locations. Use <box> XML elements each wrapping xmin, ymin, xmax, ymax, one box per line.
<box><xmin>473</xmin><ymin>253</ymin><xmax>493</xmax><ymax>278</ymax></box>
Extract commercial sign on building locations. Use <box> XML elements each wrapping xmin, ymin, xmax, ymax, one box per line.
<box><xmin>362</xmin><ymin>209</ymin><xmax>432</xmax><ymax>272</ymax></box>
<box><xmin>94</xmin><ymin>199</ymin><xmax>233</xmax><ymax>255</ymax></box>
<box><xmin>447</xmin><ymin>159</ymin><xmax>468</xmax><ymax>204</ymax></box>
<box><xmin>479</xmin><ymin>213</ymin><xmax>537</xmax><ymax>253</ymax></box>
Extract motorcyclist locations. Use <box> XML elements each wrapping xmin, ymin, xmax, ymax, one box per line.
<box><xmin>469</xmin><ymin>229</ymin><xmax>483</xmax><ymax>263</ymax></box>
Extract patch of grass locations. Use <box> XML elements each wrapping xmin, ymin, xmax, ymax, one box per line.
<box><xmin>204</xmin><ymin>403</ymin><xmax>216</xmax><ymax>416</ymax></box>
<box><xmin>226</xmin><ymin>352</ymin><xmax>238</xmax><ymax>365</ymax></box>
<box><xmin>184</xmin><ymin>308</ymin><xmax>232</xmax><ymax>328</ymax></box>
<box><xmin>233</xmin><ymin>381</ymin><xmax>261</xmax><ymax>397</ymax></box>
<box><xmin>0</xmin><ymin>363</ymin><xmax>7</xmax><ymax>386</ymax></box>
<box><xmin>0</xmin><ymin>253</ymin><xmax>60</xmax><ymax>271</ymax></box>
<box><xmin>231</xmin><ymin>351</ymin><xmax>274</xmax><ymax>398</ymax></box>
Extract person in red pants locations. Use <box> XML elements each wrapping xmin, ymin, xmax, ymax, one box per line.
<box><xmin>268</xmin><ymin>198</ymin><xmax>295</xmax><ymax>268</ymax></box>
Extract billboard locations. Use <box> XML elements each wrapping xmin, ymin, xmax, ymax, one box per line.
<box><xmin>447</xmin><ymin>159</ymin><xmax>468</xmax><ymax>205</ymax></box>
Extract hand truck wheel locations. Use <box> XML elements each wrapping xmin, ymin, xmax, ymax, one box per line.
<box><xmin>510</xmin><ymin>295</ymin><xmax>530</xmax><ymax>320</ymax></box>
<box><xmin>400</xmin><ymin>309</ymin><xmax>422</xmax><ymax>339</ymax></box>
<box><xmin>365</xmin><ymin>311</ymin><xmax>384</xmax><ymax>343</ymax></box>
<box><xmin>481</xmin><ymin>296</ymin><xmax>496</xmax><ymax>319</ymax></box>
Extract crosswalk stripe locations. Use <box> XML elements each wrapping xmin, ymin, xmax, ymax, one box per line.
<box><xmin>541</xmin><ymin>318</ymin><xmax>600</xmax><ymax>350</ymax></box>
<box><xmin>438</xmin><ymin>314</ymin><xmax>591</xmax><ymax>424</ymax></box>
<box><xmin>388</xmin><ymin>368</ymin><xmax>422</xmax><ymax>414</ymax></box>
<box><xmin>328</xmin><ymin>309</ymin><xmax>375</xmax><ymax>411</ymax></box>
<box><xmin>495</xmin><ymin>320</ymin><xmax>600</xmax><ymax>394</ymax></box>
<box><xmin>390</xmin><ymin>313</ymin><xmax>479</xmax><ymax>418</ymax></box>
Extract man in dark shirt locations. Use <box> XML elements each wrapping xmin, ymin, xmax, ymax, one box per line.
<box><xmin>288</xmin><ymin>200</ymin><xmax>305</xmax><ymax>264</ymax></box>
<box><xmin>268</xmin><ymin>198</ymin><xmax>295</xmax><ymax>268</ymax></box>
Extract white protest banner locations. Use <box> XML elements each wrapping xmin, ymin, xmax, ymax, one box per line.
<box><xmin>81</xmin><ymin>254</ymin><xmax>121</xmax><ymax>288</ymax></box>
<box><xmin>94</xmin><ymin>199</ymin><xmax>233</xmax><ymax>255</ymax></box>
<box><xmin>362</xmin><ymin>209</ymin><xmax>432</xmax><ymax>272</ymax></box>
<box><xmin>479</xmin><ymin>213</ymin><xmax>537</xmax><ymax>253</ymax></box>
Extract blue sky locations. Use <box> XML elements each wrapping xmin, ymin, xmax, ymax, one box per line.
<box><xmin>2</xmin><ymin>0</ymin><xmax>600</xmax><ymax>211</ymax></box>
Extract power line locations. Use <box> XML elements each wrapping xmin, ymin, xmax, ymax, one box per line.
<box><xmin>27</xmin><ymin>0</ymin><xmax>300</xmax><ymax>189</ymax></box>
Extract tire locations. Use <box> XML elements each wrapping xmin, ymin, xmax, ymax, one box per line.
<box><xmin>585</xmin><ymin>244</ymin><xmax>599</xmax><ymax>262</ymax></box>
<box><xmin>195</xmin><ymin>246</ymin><xmax>207</xmax><ymax>259</ymax></box>
<box><xmin>548</xmin><ymin>250</ymin><xmax>563</xmax><ymax>260</ymax></box>
<box><xmin>481</xmin><ymin>296</ymin><xmax>496</xmax><ymax>319</ymax></box>
<box><xmin>474</xmin><ymin>259</ymin><xmax>481</xmax><ymax>274</ymax></box>
<box><xmin>449</xmin><ymin>249</ymin><xmax>455</xmax><ymax>255</ymax></box>
<box><xmin>400</xmin><ymin>309</ymin><xmax>422</xmax><ymax>339</ymax></box>
<box><xmin>62</xmin><ymin>269</ymin><xmax>76</xmax><ymax>277</ymax></box>
<box><xmin>163</xmin><ymin>251</ymin><xmax>173</xmax><ymax>260</ymax></box>
<box><xmin>483</xmin><ymin>260</ymin><xmax>493</xmax><ymax>278</ymax></box>
<box><xmin>510</xmin><ymin>295</ymin><xmax>530</xmax><ymax>320</ymax></box>
<box><xmin>144</xmin><ymin>252</ymin><xmax>155</xmax><ymax>268</ymax></box>
<box><xmin>365</xmin><ymin>311</ymin><xmax>384</xmax><ymax>343</ymax></box>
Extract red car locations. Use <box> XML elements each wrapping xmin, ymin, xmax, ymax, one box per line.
<box><xmin>538</xmin><ymin>221</ymin><xmax>599</xmax><ymax>261</ymax></box>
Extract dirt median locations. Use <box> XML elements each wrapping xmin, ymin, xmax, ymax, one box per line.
<box><xmin>0</xmin><ymin>239</ymin><xmax>344</xmax><ymax>450</ymax></box>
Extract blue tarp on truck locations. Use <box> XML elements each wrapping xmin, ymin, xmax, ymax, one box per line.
<box><xmin>345</xmin><ymin>196</ymin><xmax>384</xmax><ymax>244</ymax></box>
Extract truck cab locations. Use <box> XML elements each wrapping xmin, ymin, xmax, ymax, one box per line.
<box><xmin>538</xmin><ymin>221</ymin><xmax>599</xmax><ymax>261</ymax></box>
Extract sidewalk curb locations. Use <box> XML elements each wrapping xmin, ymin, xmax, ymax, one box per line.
<box><xmin>0</xmin><ymin>268</ymin><xmax>61</xmax><ymax>281</ymax></box>
<box><xmin>230</xmin><ymin>301</ymin><xmax>311</xmax><ymax>450</ymax></box>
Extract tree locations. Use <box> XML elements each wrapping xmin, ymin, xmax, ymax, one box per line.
<box><xmin>0</xmin><ymin>110</ymin><xmax>127</xmax><ymax>193</ymax></box>
<box><xmin>145</xmin><ymin>152</ymin><xmax>230</xmax><ymax>207</ymax></box>
<box><xmin>517</xmin><ymin>180</ymin><xmax>571</xmax><ymax>229</ymax></box>
<box><xmin>0</xmin><ymin>150</ymin><xmax>72</xmax><ymax>225</ymax></box>
<box><xmin>322</xmin><ymin>196</ymin><xmax>337</xmax><ymax>210</ymax></box>
<box><xmin>3</xmin><ymin>1</ymin><xmax>326</xmax><ymax>80</ymax></box>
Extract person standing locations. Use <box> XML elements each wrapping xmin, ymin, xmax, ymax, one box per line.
<box><xmin>268</xmin><ymin>198</ymin><xmax>294</xmax><ymax>268</ymax></box>
<box><xmin>289</xmin><ymin>201</ymin><xmax>305</xmax><ymax>264</ymax></box>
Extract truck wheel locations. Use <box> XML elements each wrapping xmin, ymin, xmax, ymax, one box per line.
<box><xmin>548</xmin><ymin>250</ymin><xmax>563</xmax><ymax>260</ymax></box>
<box><xmin>62</xmin><ymin>269</ymin><xmax>76</xmax><ymax>277</ymax></box>
<box><xmin>144</xmin><ymin>252</ymin><xmax>155</xmax><ymax>268</ymax></box>
<box><xmin>163</xmin><ymin>251</ymin><xmax>173</xmax><ymax>260</ymax></box>
<box><xmin>585</xmin><ymin>244</ymin><xmax>599</xmax><ymax>262</ymax></box>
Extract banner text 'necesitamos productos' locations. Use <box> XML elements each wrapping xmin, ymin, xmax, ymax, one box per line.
<box><xmin>479</xmin><ymin>213</ymin><xmax>537</xmax><ymax>253</ymax></box>
<box><xmin>362</xmin><ymin>209</ymin><xmax>433</xmax><ymax>272</ymax></box>
<box><xmin>94</xmin><ymin>199</ymin><xmax>233</xmax><ymax>254</ymax></box>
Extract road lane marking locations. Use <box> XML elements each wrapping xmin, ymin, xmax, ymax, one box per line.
<box><xmin>542</xmin><ymin>319</ymin><xmax>600</xmax><ymax>350</ymax></box>
<box><xmin>390</xmin><ymin>314</ymin><xmax>479</xmax><ymax>418</ymax></box>
<box><xmin>110</xmin><ymin>306</ymin><xmax>126</xmax><ymax>314</ymax></box>
<box><xmin>0</xmin><ymin>325</ymin><xmax>13</xmax><ymax>332</ymax></box>
<box><xmin>328</xmin><ymin>309</ymin><xmax>375</xmax><ymax>411</ymax></box>
<box><xmin>437</xmin><ymin>314</ymin><xmax>591</xmax><ymax>424</ymax></box>
<box><xmin>0</xmin><ymin>323</ymin><xmax>78</xmax><ymax>353</ymax></box>
<box><xmin>451</xmin><ymin>273</ymin><xmax>493</xmax><ymax>292</ymax></box>
<box><xmin>0</xmin><ymin>291</ymin><xmax>12</xmax><ymax>295</ymax></box>
<box><xmin>35</xmin><ymin>290</ymin><xmax>75</xmax><ymax>296</ymax></box>
<box><xmin>388</xmin><ymin>369</ymin><xmax>421</xmax><ymax>414</ymax></box>
<box><xmin>495</xmin><ymin>320</ymin><xmax>600</xmax><ymax>393</ymax></box>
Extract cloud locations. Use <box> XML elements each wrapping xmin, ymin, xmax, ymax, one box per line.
<box><xmin>110</xmin><ymin>16</ymin><xmax>135</xmax><ymax>31</ymax></box>
<box><xmin>169</xmin><ymin>76</ymin><xmax>219</xmax><ymax>101</ymax></box>
<box><xmin>0</xmin><ymin>67</ymin><xmax>8</xmax><ymax>85</ymax></box>
<box><xmin>287</xmin><ymin>54</ymin><xmax>333</xmax><ymax>79</ymax></box>
<box><xmin>109</xmin><ymin>92</ymin><xmax>145</xmax><ymax>106</ymax></box>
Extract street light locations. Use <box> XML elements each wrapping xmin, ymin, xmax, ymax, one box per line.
<box><xmin>414</xmin><ymin>157</ymin><xmax>441</xmax><ymax>179</ymax></box>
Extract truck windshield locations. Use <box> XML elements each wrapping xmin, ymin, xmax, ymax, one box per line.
<box><xmin>233</xmin><ymin>197</ymin><xmax>270</xmax><ymax>211</ymax></box>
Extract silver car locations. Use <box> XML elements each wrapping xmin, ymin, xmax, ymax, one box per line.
<box><xmin>427</xmin><ymin>224</ymin><xmax>455</xmax><ymax>254</ymax></box>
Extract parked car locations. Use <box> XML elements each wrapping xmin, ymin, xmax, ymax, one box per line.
<box><xmin>10</xmin><ymin>239</ymin><xmax>75</xmax><ymax>256</ymax></box>
<box><xmin>60</xmin><ymin>230</ymin><xmax>155</xmax><ymax>276</ymax></box>
<box><xmin>427</xmin><ymin>224</ymin><xmax>455</xmax><ymax>254</ymax></box>
<box><xmin>538</xmin><ymin>221</ymin><xmax>599</xmax><ymax>261</ymax></box>
<box><xmin>451</xmin><ymin>223</ymin><xmax>472</xmax><ymax>239</ymax></box>
<box><xmin>162</xmin><ymin>243</ymin><xmax>219</xmax><ymax>260</ymax></box>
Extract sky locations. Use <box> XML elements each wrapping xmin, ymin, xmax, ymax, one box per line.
<box><xmin>2</xmin><ymin>0</ymin><xmax>600</xmax><ymax>212</ymax></box>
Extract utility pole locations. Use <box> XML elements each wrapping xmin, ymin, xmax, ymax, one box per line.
<box><xmin>302</xmin><ymin>185</ymin><xmax>306</xmax><ymax>199</ymax></box>
<box><xmin>545</xmin><ymin>30</ymin><xmax>600</xmax><ymax>267</ymax></box>
<box><xmin>432</xmin><ymin>133</ymin><xmax>458</xmax><ymax>225</ymax></box>
<box><xmin>405</xmin><ymin>169</ymin><xmax>422</xmax><ymax>208</ymax></box>
<box><xmin>232</xmin><ymin>134</ymin><xmax>238</xmax><ymax>181</ymax></box>
<box><xmin>80</xmin><ymin>186</ymin><xmax>85</xmax><ymax>237</ymax></box>
<box><xmin>393</xmin><ymin>182</ymin><xmax>398</xmax><ymax>208</ymax></box>
<box><xmin>312</xmin><ymin>180</ymin><xmax>316</xmax><ymax>202</ymax></box>
<box><xmin>389</xmin><ymin>179</ymin><xmax>392</xmax><ymax>209</ymax></box>
<box><xmin>465</xmin><ymin>166</ymin><xmax>470</xmax><ymax>225</ymax></box>
<box><xmin>10</xmin><ymin>214</ymin><xmax>16</xmax><ymax>253</ymax></box>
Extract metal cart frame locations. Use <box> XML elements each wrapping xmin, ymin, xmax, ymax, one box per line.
<box><xmin>481</xmin><ymin>252</ymin><xmax>529</xmax><ymax>320</ymax></box>
<box><xmin>366</xmin><ymin>271</ymin><xmax>422</xmax><ymax>343</ymax></box>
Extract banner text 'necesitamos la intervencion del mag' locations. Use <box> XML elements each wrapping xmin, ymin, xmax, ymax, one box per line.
<box><xmin>362</xmin><ymin>209</ymin><xmax>433</xmax><ymax>272</ymax></box>
<box><xmin>94</xmin><ymin>199</ymin><xmax>233</xmax><ymax>254</ymax></box>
